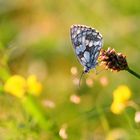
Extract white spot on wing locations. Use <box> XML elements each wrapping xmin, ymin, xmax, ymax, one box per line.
<box><xmin>75</xmin><ymin>47</ymin><xmax>80</xmax><ymax>55</ymax></box>
<box><xmin>72</xmin><ymin>33</ymin><xmax>77</xmax><ymax>39</ymax></box>
<box><xmin>99</xmin><ymin>41</ymin><xmax>102</xmax><ymax>46</ymax></box>
<box><xmin>81</xmin><ymin>57</ymin><xmax>86</xmax><ymax>63</ymax></box>
<box><xmin>84</xmin><ymin>51</ymin><xmax>90</xmax><ymax>62</ymax></box>
<box><xmin>79</xmin><ymin>45</ymin><xmax>86</xmax><ymax>52</ymax></box>
<box><xmin>89</xmin><ymin>41</ymin><xmax>93</xmax><ymax>47</ymax></box>
<box><xmin>82</xmin><ymin>32</ymin><xmax>86</xmax><ymax>36</ymax></box>
<box><xmin>82</xmin><ymin>36</ymin><xmax>85</xmax><ymax>43</ymax></box>
<box><xmin>77</xmin><ymin>29</ymin><xmax>81</xmax><ymax>34</ymax></box>
<box><xmin>85</xmin><ymin>40</ymin><xmax>89</xmax><ymax>46</ymax></box>
<box><xmin>97</xmin><ymin>36</ymin><xmax>101</xmax><ymax>39</ymax></box>
<box><xmin>78</xmin><ymin>37</ymin><xmax>82</xmax><ymax>43</ymax></box>
<box><xmin>87</xmin><ymin>31</ymin><xmax>92</xmax><ymax>34</ymax></box>
<box><xmin>99</xmin><ymin>33</ymin><xmax>102</xmax><ymax>37</ymax></box>
<box><xmin>74</xmin><ymin>27</ymin><xmax>77</xmax><ymax>32</ymax></box>
<box><xmin>94</xmin><ymin>52</ymin><xmax>99</xmax><ymax>59</ymax></box>
<box><xmin>93</xmin><ymin>41</ymin><xmax>100</xmax><ymax>46</ymax></box>
<box><xmin>81</xmin><ymin>57</ymin><xmax>86</xmax><ymax>66</ymax></box>
<box><xmin>92</xmin><ymin>32</ymin><xmax>97</xmax><ymax>36</ymax></box>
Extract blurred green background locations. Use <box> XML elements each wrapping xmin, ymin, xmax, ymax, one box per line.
<box><xmin>0</xmin><ymin>0</ymin><xmax>140</xmax><ymax>139</ymax></box>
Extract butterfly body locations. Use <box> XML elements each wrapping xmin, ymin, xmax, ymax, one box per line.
<box><xmin>70</xmin><ymin>25</ymin><xmax>103</xmax><ymax>73</ymax></box>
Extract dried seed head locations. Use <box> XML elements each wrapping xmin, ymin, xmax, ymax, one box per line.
<box><xmin>99</xmin><ymin>48</ymin><xmax>128</xmax><ymax>71</ymax></box>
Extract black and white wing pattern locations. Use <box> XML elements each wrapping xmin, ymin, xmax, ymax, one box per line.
<box><xmin>70</xmin><ymin>25</ymin><xmax>103</xmax><ymax>73</ymax></box>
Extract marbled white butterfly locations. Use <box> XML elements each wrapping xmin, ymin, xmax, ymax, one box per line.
<box><xmin>70</xmin><ymin>25</ymin><xmax>103</xmax><ymax>85</ymax></box>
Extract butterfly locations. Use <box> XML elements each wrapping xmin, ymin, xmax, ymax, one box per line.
<box><xmin>70</xmin><ymin>25</ymin><xmax>103</xmax><ymax>85</ymax></box>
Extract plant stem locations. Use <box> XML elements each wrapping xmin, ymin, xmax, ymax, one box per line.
<box><xmin>126</xmin><ymin>67</ymin><xmax>140</xmax><ymax>79</ymax></box>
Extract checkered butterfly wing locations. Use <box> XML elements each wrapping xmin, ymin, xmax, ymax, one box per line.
<box><xmin>70</xmin><ymin>25</ymin><xmax>103</xmax><ymax>73</ymax></box>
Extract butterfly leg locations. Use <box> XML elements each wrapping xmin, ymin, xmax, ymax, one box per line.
<box><xmin>94</xmin><ymin>68</ymin><xmax>105</xmax><ymax>75</ymax></box>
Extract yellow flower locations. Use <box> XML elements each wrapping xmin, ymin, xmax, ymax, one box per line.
<box><xmin>111</xmin><ymin>101</ymin><xmax>126</xmax><ymax>115</ymax></box>
<box><xmin>4</xmin><ymin>75</ymin><xmax>42</xmax><ymax>98</ymax></box>
<box><xmin>4</xmin><ymin>75</ymin><xmax>26</xmax><ymax>98</ymax></box>
<box><xmin>111</xmin><ymin>85</ymin><xmax>132</xmax><ymax>115</ymax></box>
<box><xmin>27</xmin><ymin>75</ymin><xmax>42</xmax><ymax>96</ymax></box>
<box><xmin>113</xmin><ymin>85</ymin><xmax>131</xmax><ymax>102</ymax></box>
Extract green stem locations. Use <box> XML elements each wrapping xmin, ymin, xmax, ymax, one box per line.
<box><xmin>126</xmin><ymin>67</ymin><xmax>140</xmax><ymax>79</ymax></box>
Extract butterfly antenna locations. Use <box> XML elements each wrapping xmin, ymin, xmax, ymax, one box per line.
<box><xmin>79</xmin><ymin>71</ymin><xmax>85</xmax><ymax>88</ymax></box>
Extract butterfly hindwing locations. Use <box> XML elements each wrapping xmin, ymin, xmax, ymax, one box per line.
<box><xmin>70</xmin><ymin>25</ymin><xmax>103</xmax><ymax>72</ymax></box>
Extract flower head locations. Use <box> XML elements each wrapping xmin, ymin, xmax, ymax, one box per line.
<box><xmin>111</xmin><ymin>85</ymin><xmax>132</xmax><ymax>114</ymax></box>
<box><xmin>135</xmin><ymin>112</ymin><xmax>140</xmax><ymax>123</ymax></box>
<box><xmin>4</xmin><ymin>75</ymin><xmax>26</xmax><ymax>98</ymax></box>
<box><xmin>111</xmin><ymin>101</ymin><xmax>126</xmax><ymax>115</ymax></box>
<box><xmin>27</xmin><ymin>75</ymin><xmax>42</xmax><ymax>96</ymax></box>
<box><xmin>4</xmin><ymin>74</ymin><xmax>42</xmax><ymax>98</ymax></box>
<box><xmin>113</xmin><ymin>85</ymin><xmax>131</xmax><ymax>102</ymax></box>
<box><xmin>99</xmin><ymin>48</ymin><xmax>128</xmax><ymax>71</ymax></box>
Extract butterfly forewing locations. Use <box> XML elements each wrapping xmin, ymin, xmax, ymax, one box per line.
<box><xmin>70</xmin><ymin>25</ymin><xmax>103</xmax><ymax>72</ymax></box>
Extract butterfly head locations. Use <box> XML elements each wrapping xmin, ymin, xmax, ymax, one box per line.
<box><xmin>84</xmin><ymin>67</ymin><xmax>90</xmax><ymax>73</ymax></box>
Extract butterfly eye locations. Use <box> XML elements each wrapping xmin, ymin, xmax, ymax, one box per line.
<box><xmin>84</xmin><ymin>69</ymin><xmax>88</xmax><ymax>73</ymax></box>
